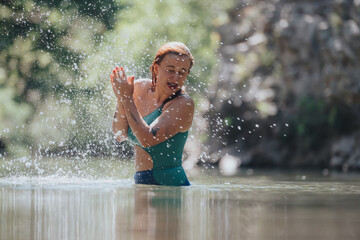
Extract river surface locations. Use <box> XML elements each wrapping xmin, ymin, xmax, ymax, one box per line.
<box><xmin>1</xmin><ymin>158</ymin><xmax>360</xmax><ymax>240</ymax></box>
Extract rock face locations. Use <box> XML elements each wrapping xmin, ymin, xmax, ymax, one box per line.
<box><xmin>207</xmin><ymin>0</ymin><xmax>360</xmax><ymax>170</ymax></box>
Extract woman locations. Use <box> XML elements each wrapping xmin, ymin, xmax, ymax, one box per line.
<box><xmin>110</xmin><ymin>42</ymin><xmax>194</xmax><ymax>186</ymax></box>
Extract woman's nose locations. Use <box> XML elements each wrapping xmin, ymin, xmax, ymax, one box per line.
<box><xmin>169</xmin><ymin>72</ymin><xmax>180</xmax><ymax>81</ymax></box>
<box><xmin>174</xmin><ymin>72</ymin><xmax>180</xmax><ymax>80</ymax></box>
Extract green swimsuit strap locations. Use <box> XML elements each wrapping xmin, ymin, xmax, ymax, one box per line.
<box><xmin>158</xmin><ymin>89</ymin><xmax>183</xmax><ymax>111</ymax></box>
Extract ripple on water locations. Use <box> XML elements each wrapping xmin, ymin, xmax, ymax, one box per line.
<box><xmin>1</xmin><ymin>169</ymin><xmax>360</xmax><ymax>195</ymax></box>
<box><xmin>189</xmin><ymin>178</ymin><xmax>360</xmax><ymax>195</ymax></box>
<box><xmin>0</xmin><ymin>175</ymin><xmax>134</xmax><ymax>189</ymax></box>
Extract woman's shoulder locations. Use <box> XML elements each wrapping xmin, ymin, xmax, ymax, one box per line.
<box><xmin>179</xmin><ymin>92</ymin><xmax>194</xmax><ymax>106</ymax></box>
<box><xmin>162</xmin><ymin>91</ymin><xmax>194</xmax><ymax>131</ymax></box>
<box><xmin>134</xmin><ymin>78</ymin><xmax>152</xmax><ymax>96</ymax></box>
<box><xmin>165</xmin><ymin>91</ymin><xmax>194</xmax><ymax>111</ymax></box>
<box><xmin>134</xmin><ymin>78</ymin><xmax>152</xmax><ymax>88</ymax></box>
<box><xmin>177</xmin><ymin>89</ymin><xmax>193</xmax><ymax>102</ymax></box>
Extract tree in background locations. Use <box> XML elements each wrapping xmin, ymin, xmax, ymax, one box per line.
<box><xmin>0</xmin><ymin>0</ymin><xmax>234</xmax><ymax>159</ymax></box>
<box><xmin>207</xmin><ymin>0</ymin><xmax>360</xmax><ymax>170</ymax></box>
<box><xmin>1</xmin><ymin>0</ymin><xmax>123</xmax><ymax>157</ymax></box>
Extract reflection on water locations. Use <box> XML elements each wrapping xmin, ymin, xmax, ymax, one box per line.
<box><xmin>1</xmin><ymin>170</ymin><xmax>360</xmax><ymax>240</ymax></box>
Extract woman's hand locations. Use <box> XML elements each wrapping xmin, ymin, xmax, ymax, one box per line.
<box><xmin>110</xmin><ymin>67</ymin><xmax>135</xmax><ymax>101</ymax></box>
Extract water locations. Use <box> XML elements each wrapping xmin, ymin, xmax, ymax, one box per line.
<box><xmin>1</xmin><ymin>159</ymin><xmax>360</xmax><ymax>240</ymax></box>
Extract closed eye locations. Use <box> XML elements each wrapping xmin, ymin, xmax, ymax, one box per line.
<box><xmin>166</xmin><ymin>68</ymin><xmax>187</xmax><ymax>74</ymax></box>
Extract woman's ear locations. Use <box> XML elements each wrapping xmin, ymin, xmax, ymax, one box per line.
<box><xmin>154</xmin><ymin>64</ymin><xmax>159</xmax><ymax>75</ymax></box>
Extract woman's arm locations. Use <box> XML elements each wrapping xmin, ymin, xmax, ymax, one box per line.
<box><xmin>113</xmin><ymin>67</ymin><xmax>194</xmax><ymax>147</ymax></box>
<box><xmin>112</xmin><ymin>98</ymin><xmax>128</xmax><ymax>142</ymax></box>
<box><xmin>122</xmin><ymin>95</ymin><xmax>194</xmax><ymax>147</ymax></box>
<box><xmin>111</xmin><ymin>69</ymin><xmax>129</xmax><ymax>142</ymax></box>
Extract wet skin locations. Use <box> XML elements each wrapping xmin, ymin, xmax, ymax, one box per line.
<box><xmin>111</xmin><ymin>54</ymin><xmax>194</xmax><ymax>171</ymax></box>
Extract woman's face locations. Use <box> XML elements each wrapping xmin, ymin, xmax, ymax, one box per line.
<box><xmin>154</xmin><ymin>53</ymin><xmax>191</xmax><ymax>94</ymax></box>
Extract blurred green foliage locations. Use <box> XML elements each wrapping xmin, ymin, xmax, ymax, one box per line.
<box><xmin>0</xmin><ymin>0</ymin><xmax>234</xmax><ymax>158</ymax></box>
<box><xmin>292</xmin><ymin>96</ymin><xmax>356</xmax><ymax>150</ymax></box>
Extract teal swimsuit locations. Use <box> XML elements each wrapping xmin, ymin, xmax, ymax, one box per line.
<box><xmin>127</xmin><ymin>90</ymin><xmax>190</xmax><ymax>186</ymax></box>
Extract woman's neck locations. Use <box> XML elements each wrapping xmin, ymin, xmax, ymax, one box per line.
<box><xmin>153</xmin><ymin>88</ymin><xmax>172</xmax><ymax>104</ymax></box>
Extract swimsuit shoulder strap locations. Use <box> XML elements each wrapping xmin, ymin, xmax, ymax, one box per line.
<box><xmin>159</xmin><ymin>90</ymin><xmax>183</xmax><ymax>111</ymax></box>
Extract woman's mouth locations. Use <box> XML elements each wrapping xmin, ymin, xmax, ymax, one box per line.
<box><xmin>167</xmin><ymin>82</ymin><xmax>178</xmax><ymax>90</ymax></box>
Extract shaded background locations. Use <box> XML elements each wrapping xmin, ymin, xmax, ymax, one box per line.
<box><xmin>1</xmin><ymin>0</ymin><xmax>359</xmax><ymax>171</ymax></box>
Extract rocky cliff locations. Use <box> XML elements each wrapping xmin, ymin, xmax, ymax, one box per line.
<box><xmin>206</xmin><ymin>0</ymin><xmax>360</xmax><ymax>171</ymax></box>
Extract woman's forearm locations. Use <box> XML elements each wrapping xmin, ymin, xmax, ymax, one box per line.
<box><xmin>121</xmin><ymin>96</ymin><xmax>155</xmax><ymax>147</ymax></box>
<box><xmin>112</xmin><ymin>99</ymin><xmax>129</xmax><ymax>142</ymax></box>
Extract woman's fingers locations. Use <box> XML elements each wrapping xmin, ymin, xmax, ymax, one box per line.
<box><xmin>112</xmin><ymin>69</ymin><xmax>118</xmax><ymax>81</ymax></box>
<box><xmin>121</xmin><ymin>67</ymin><xmax>127</xmax><ymax>82</ymax></box>
<box><xmin>115</xmin><ymin>68</ymin><xmax>121</xmax><ymax>81</ymax></box>
<box><xmin>127</xmin><ymin>76</ymin><xmax>133</xmax><ymax>84</ymax></box>
<box><xmin>112</xmin><ymin>66</ymin><xmax>127</xmax><ymax>83</ymax></box>
<box><xmin>111</xmin><ymin>66</ymin><xmax>130</xmax><ymax>88</ymax></box>
<box><xmin>110</xmin><ymin>74</ymin><xmax>115</xmax><ymax>83</ymax></box>
<box><xmin>115</xmin><ymin>67</ymin><xmax>121</xmax><ymax>80</ymax></box>
<box><xmin>111</xmin><ymin>67</ymin><xmax>135</xmax><ymax>100</ymax></box>
<box><xmin>129</xmin><ymin>76</ymin><xmax>135</xmax><ymax>85</ymax></box>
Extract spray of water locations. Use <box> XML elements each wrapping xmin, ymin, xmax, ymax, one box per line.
<box><xmin>1</xmin><ymin>0</ymin><xmax>246</xmax><ymax>182</ymax></box>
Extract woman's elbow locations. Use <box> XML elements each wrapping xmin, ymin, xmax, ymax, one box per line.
<box><xmin>114</xmin><ymin>130</ymin><xmax>128</xmax><ymax>143</ymax></box>
<box><xmin>138</xmin><ymin>131</ymin><xmax>170</xmax><ymax>148</ymax></box>
<box><xmin>116</xmin><ymin>136</ymin><xmax>127</xmax><ymax>143</ymax></box>
<box><xmin>138</xmin><ymin>135</ymin><xmax>159</xmax><ymax>148</ymax></box>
